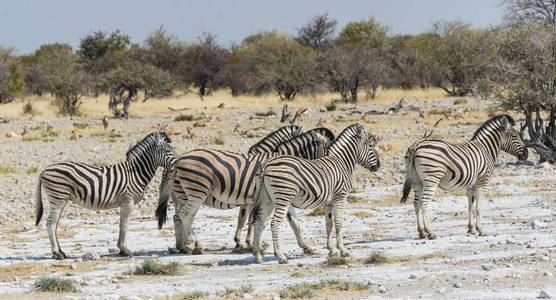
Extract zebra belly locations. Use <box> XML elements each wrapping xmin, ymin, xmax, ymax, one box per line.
<box><xmin>438</xmin><ymin>170</ymin><xmax>477</xmax><ymax>192</ymax></box>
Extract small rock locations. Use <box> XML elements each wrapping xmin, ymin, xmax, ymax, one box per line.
<box><xmin>69</xmin><ymin>263</ymin><xmax>77</xmax><ymax>270</ymax></box>
<box><xmin>543</xmin><ymin>271</ymin><xmax>553</xmax><ymax>277</ymax></box>
<box><xmin>506</xmin><ymin>238</ymin><xmax>516</xmax><ymax>245</ymax></box>
<box><xmin>453</xmin><ymin>282</ymin><xmax>463</xmax><ymax>288</ymax></box>
<box><xmin>539</xmin><ymin>290</ymin><xmax>552</xmax><ymax>299</ymax></box>
<box><xmin>409</xmin><ymin>274</ymin><xmax>417</xmax><ymax>279</ymax></box>
<box><xmin>481</xmin><ymin>264</ymin><xmax>494</xmax><ymax>271</ymax></box>
<box><xmin>505</xmin><ymin>263</ymin><xmax>514</xmax><ymax>268</ymax></box>
<box><xmin>112</xmin><ymin>279</ymin><xmax>118</xmax><ymax>283</ymax></box>
<box><xmin>242</xmin><ymin>293</ymin><xmax>253</xmax><ymax>299</ymax></box>
<box><xmin>12</xmin><ymin>276</ymin><xmax>19</xmax><ymax>282</ymax></box>
<box><xmin>532</xmin><ymin>220</ymin><xmax>547</xmax><ymax>229</ymax></box>
<box><xmin>82</xmin><ymin>250</ymin><xmax>100</xmax><ymax>261</ymax></box>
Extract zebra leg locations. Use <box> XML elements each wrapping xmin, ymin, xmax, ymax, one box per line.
<box><xmin>177</xmin><ymin>199</ymin><xmax>202</xmax><ymax>255</ymax></box>
<box><xmin>333</xmin><ymin>196</ymin><xmax>350</xmax><ymax>257</ymax></box>
<box><xmin>253</xmin><ymin>199</ymin><xmax>274</xmax><ymax>263</ymax></box>
<box><xmin>466</xmin><ymin>189</ymin><xmax>477</xmax><ymax>235</ymax></box>
<box><xmin>271</xmin><ymin>203</ymin><xmax>290</xmax><ymax>264</ymax></box>
<box><xmin>286</xmin><ymin>207</ymin><xmax>316</xmax><ymax>255</ymax></box>
<box><xmin>172</xmin><ymin>213</ymin><xmax>185</xmax><ymax>253</ymax></box>
<box><xmin>475</xmin><ymin>190</ymin><xmax>487</xmax><ymax>236</ymax></box>
<box><xmin>233</xmin><ymin>205</ymin><xmax>249</xmax><ymax>251</ymax></box>
<box><xmin>325</xmin><ymin>204</ymin><xmax>339</xmax><ymax>257</ymax></box>
<box><xmin>117</xmin><ymin>199</ymin><xmax>134</xmax><ymax>257</ymax></box>
<box><xmin>421</xmin><ymin>183</ymin><xmax>439</xmax><ymax>240</ymax></box>
<box><xmin>413</xmin><ymin>184</ymin><xmax>426</xmax><ymax>239</ymax></box>
<box><xmin>46</xmin><ymin>198</ymin><xmax>68</xmax><ymax>260</ymax></box>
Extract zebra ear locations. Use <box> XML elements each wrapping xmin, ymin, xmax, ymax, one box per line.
<box><xmin>500</xmin><ymin>116</ymin><xmax>511</xmax><ymax>130</ymax></box>
<box><xmin>368</xmin><ymin>134</ymin><xmax>379</xmax><ymax>147</ymax></box>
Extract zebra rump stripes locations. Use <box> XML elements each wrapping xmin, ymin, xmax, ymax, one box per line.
<box><xmin>401</xmin><ymin>115</ymin><xmax>527</xmax><ymax>239</ymax></box>
<box><xmin>35</xmin><ymin>131</ymin><xmax>176</xmax><ymax>259</ymax></box>
<box><xmin>251</xmin><ymin>123</ymin><xmax>380</xmax><ymax>264</ymax></box>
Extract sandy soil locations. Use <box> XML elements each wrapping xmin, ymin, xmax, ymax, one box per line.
<box><xmin>0</xmin><ymin>95</ymin><xmax>554</xmax><ymax>299</ymax></box>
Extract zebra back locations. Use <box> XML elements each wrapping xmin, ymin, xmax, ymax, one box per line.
<box><xmin>274</xmin><ymin>129</ymin><xmax>333</xmax><ymax>159</ymax></box>
<box><xmin>248</xmin><ymin>125</ymin><xmax>302</xmax><ymax>155</ymax></box>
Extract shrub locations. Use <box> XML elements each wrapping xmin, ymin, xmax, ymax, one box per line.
<box><xmin>364</xmin><ymin>251</ymin><xmax>390</xmax><ymax>265</ymax></box>
<box><xmin>323</xmin><ymin>256</ymin><xmax>351</xmax><ymax>267</ymax></box>
<box><xmin>181</xmin><ymin>291</ymin><xmax>208</xmax><ymax>300</ymax></box>
<box><xmin>453</xmin><ymin>98</ymin><xmax>467</xmax><ymax>105</ymax></box>
<box><xmin>220</xmin><ymin>284</ymin><xmax>254</xmax><ymax>296</ymax></box>
<box><xmin>22</xmin><ymin>101</ymin><xmax>36</xmax><ymax>115</ymax></box>
<box><xmin>33</xmin><ymin>275</ymin><xmax>77</xmax><ymax>293</ymax></box>
<box><xmin>212</xmin><ymin>137</ymin><xmax>225</xmax><ymax>145</ymax></box>
<box><xmin>255</xmin><ymin>110</ymin><xmax>276</xmax><ymax>117</ymax></box>
<box><xmin>280</xmin><ymin>279</ymin><xmax>369</xmax><ymax>299</ymax></box>
<box><xmin>175</xmin><ymin>114</ymin><xmax>195</xmax><ymax>121</ymax></box>
<box><xmin>131</xmin><ymin>259</ymin><xmax>180</xmax><ymax>276</ymax></box>
<box><xmin>325</xmin><ymin>102</ymin><xmax>337</xmax><ymax>111</ymax></box>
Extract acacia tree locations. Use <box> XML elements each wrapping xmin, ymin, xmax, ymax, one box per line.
<box><xmin>0</xmin><ymin>47</ymin><xmax>24</xmax><ymax>103</ymax></box>
<box><xmin>296</xmin><ymin>13</ymin><xmax>337</xmax><ymax>50</ymax></box>
<box><xmin>78</xmin><ymin>30</ymin><xmax>130</xmax><ymax>96</ymax></box>
<box><xmin>420</xmin><ymin>21</ymin><xmax>487</xmax><ymax>96</ymax></box>
<box><xmin>31</xmin><ymin>44</ymin><xmax>87</xmax><ymax>115</ymax></box>
<box><xmin>104</xmin><ymin>59</ymin><xmax>173</xmax><ymax>118</ymax></box>
<box><xmin>318</xmin><ymin>46</ymin><xmax>386</xmax><ymax>102</ymax></box>
<box><xmin>180</xmin><ymin>33</ymin><xmax>229</xmax><ymax>99</ymax></box>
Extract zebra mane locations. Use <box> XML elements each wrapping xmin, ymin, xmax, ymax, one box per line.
<box><xmin>472</xmin><ymin>115</ymin><xmax>515</xmax><ymax>139</ymax></box>
<box><xmin>305</xmin><ymin>127</ymin><xmax>335</xmax><ymax>143</ymax></box>
<box><xmin>248</xmin><ymin>125</ymin><xmax>302</xmax><ymax>154</ymax></box>
<box><xmin>330</xmin><ymin>124</ymin><xmax>364</xmax><ymax>148</ymax></box>
<box><xmin>126</xmin><ymin>131</ymin><xmax>171</xmax><ymax>160</ymax></box>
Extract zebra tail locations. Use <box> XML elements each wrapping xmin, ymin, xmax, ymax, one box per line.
<box><xmin>249</xmin><ymin>167</ymin><xmax>267</xmax><ymax>225</ymax></box>
<box><xmin>400</xmin><ymin>146</ymin><xmax>416</xmax><ymax>204</ymax></box>
<box><xmin>156</xmin><ymin>167</ymin><xmax>176</xmax><ymax>229</ymax></box>
<box><xmin>35</xmin><ymin>178</ymin><xmax>43</xmax><ymax>226</ymax></box>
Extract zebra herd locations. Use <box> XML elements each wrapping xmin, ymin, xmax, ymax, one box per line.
<box><xmin>35</xmin><ymin>114</ymin><xmax>528</xmax><ymax>264</ymax></box>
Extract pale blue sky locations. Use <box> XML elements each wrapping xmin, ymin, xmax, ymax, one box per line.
<box><xmin>1</xmin><ymin>0</ymin><xmax>505</xmax><ymax>54</ymax></box>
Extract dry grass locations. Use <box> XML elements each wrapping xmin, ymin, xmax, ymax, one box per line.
<box><xmin>33</xmin><ymin>275</ymin><xmax>77</xmax><ymax>293</ymax></box>
<box><xmin>322</xmin><ymin>256</ymin><xmax>352</xmax><ymax>268</ymax></box>
<box><xmin>307</xmin><ymin>206</ymin><xmax>325</xmax><ymax>216</ymax></box>
<box><xmin>352</xmin><ymin>211</ymin><xmax>373</xmax><ymax>218</ymax></box>
<box><xmin>131</xmin><ymin>259</ymin><xmax>181</xmax><ymax>276</ymax></box>
<box><xmin>279</xmin><ymin>279</ymin><xmax>369</xmax><ymax>299</ymax></box>
<box><xmin>0</xmin><ymin>88</ymin><xmax>449</xmax><ymax>120</ymax></box>
<box><xmin>219</xmin><ymin>284</ymin><xmax>254</xmax><ymax>296</ymax></box>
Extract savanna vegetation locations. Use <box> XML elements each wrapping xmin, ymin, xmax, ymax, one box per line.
<box><xmin>2</xmin><ymin>1</ymin><xmax>556</xmax><ymax>160</ymax></box>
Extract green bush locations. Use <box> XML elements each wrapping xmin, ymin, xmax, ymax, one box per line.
<box><xmin>33</xmin><ymin>275</ymin><xmax>77</xmax><ymax>293</ymax></box>
<box><xmin>131</xmin><ymin>259</ymin><xmax>181</xmax><ymax>276</ymax></box>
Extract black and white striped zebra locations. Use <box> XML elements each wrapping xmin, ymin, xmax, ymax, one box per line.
<box><xmin>35</xmin><ymin>131</ymin><xmax>176</xmax><ymax>259</ymax></box>
<box><xmin>251</xmin><ymin>124</ymin><xmax>380</xmax><ymax>264</ymax></box>
<box><xmin>157</xmin><ymin>129</ymin><xmax>334</xmax><ymax>254</ymax></box>
<box><xmin>400</xmin><ymin>115</ymin><xmax>528</xmax><ymax>239</ymax></box>
<box><xmin>248</xmin><ymin>125</ymin><xmax>302</xmax><ymax>154</ymax></box>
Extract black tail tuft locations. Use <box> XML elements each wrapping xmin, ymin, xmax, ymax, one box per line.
<box><xmin>35</xmin><ymin>179</ymin><xmax>43</xmax><ymax>226</ymax></box>
<box><xmin>155</xmin><ymin>200</ymin><xmax>168</xmax><ymax>230</ymax></box>
<box><xmin>400</xmin><ymin>178</ymin><xmax>412</xmax><ymax>203</ymax></box>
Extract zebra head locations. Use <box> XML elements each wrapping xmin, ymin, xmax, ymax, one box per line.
<box><xmin>498</xmin><ymin>116</ymin><xmax>528</xmax><ymax>161</ymax></box>
<box><xmin>127</xmin><ymin>131</ymin><xmax>176</xmax><ymax>170</ymax></box>
<box><xmin>354</xmin><ymin>125</ymin><xmax>380</xmax><ymax>172</ymax></box>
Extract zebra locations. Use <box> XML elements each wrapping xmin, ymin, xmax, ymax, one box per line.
<box><xmin>251</xmin><ymin>124</ymin><xmax>380</xmax><ymax>264</ymax></box>
<box><xmin>233</xmin><ymin>127</ymin><xmax>336</xmax><ymax>250</ymax></box>
<box><xmin>35</xmin><ymin>131</ymin><xmax>176</xmax><ymax>259</ymax></box>
<box><xmin>400</xmin><ymin>115</ymin><xmax>528</xmax><ymax>240</ymax></box>
<box><xmin>157</xmin><ymin>128</ymin><xmax>334</xmax><ymax>255</ymax></box>
<box><xmin>248</xmin><ymin>125</ymin><xmax>302</xmax><ymax>154</ymax></box>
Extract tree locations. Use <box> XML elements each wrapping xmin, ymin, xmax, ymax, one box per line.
<box><xmin>143</xmin><ymin>27</ymin><xmax>183</xmax><ymax>75</ymax></box>
<box><xmin>505</xmin><ymin>0</ymin><xmax>556</xmax><ymax>25</ymax></box>
<box><xmin>179</xmin><ymin>33</ymin><xmax>229</xmax><ymax>99</ymax></box>
<box><xmin>0</xmin><ymin>47</ymin><xmax>24</xmax><ymax>103</ymax></box>
<box><xmin>296</xmin><ymin>13</ymin><xmax>337</xmax><ymax>50</ymax></box>
<box><xmin>337</xmin><ymin>18</ymin><xmax>388</xmax><ymax>49</ymax></box>
<box><xmin>318</xmin><ymin>46</ymin><xmax>387</xmax><ymax>102</ymax></box>
<box><xmin>32</xmin><ymin>44</ymin><xmax>87</xmax><ymax>115</ymax></box>
<box><xmin>240</xmin><ymin>31</ymin><xmax>317</xmax><ymax>100</ymax></box>
<box><xmin>479</xmin><ymin>23</ymin><xmax>556</xmax><ymax>162</ymax></box>
<box><xmin>78</xmin><ymin>30</ymin><xmax>131</xmax><ymax>96</ymax></box>
<box><xmin>104</xmin><ymin>59</ymin><xmax>173</xmax><ymax>118</ymax></box>
<box><xmin>420</xmin><ymin>21</ymin><xmax>487</xmax><ymax>96</ymax></box>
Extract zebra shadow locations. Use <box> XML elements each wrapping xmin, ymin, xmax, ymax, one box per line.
<box><xmin>0</xmin><ymin>255</ymin><xmax>54</xmax><ymax>262</ymax></box>
<box><xmin>214</xmin><ymin>255</ymin><xmax>279</xmax><ymax>266</ymax></box>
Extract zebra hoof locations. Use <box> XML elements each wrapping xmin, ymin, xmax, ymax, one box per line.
<box><xmin>303</xmin><ymin>247</ymin><xmax>317</xmax><ymax>255</ymax></box>
<box><xmin>427</xmin><ymin>233</ymin><xmax>437</xmax><ymax>240</ymax></box>
<box><xmin>192</xmin><ymin>247</ymin><xmax>203</xmax><ymax>255</ymax></box>
<box><xmin>328</xmin><ymin>250</ymin><xmax>340</xmax><ymax>258</ymax></box>
<box><xmin>418</xmin><ymin>231</ymin><xmax>427</xmax><ymax>239</ymax></box>
<box><xmin>340</xmin><ymin>251</ymin><xmax>351</xmax><ymax>258</ymax></box>
<box><xmin>118</xmin><ymin>248</ymin><xmax>133</xmax><ymax>257</ymax></box>
<box><xmin>254</xmin><ymin>254</ymin><xmax>263</xmax><ymax>264</ymax></box>
<box><xmin>59</xmin><ymin>250</ymin><xmax>68</xmax><ymax>259</ymax></box>
<box><xmin>52</xmin><ymin>252</ymin><xmax>66</xmax><ymax>260</ymax></box>
<box><xmin>478</xmin><ymin>231</ymin><xmax>488</xmax><ymax>237</ymax></box>
<box><xmin>278</xmin><ymin>257</ymin><xmax>289</xmax><ymax>264</ymax></box>
<box><xmin>168</xmin><ymin>247</ymin><xmax>180</xmax><ymax>254</ymax></box>
<box><xmin>467</xmin><ymin>229</ymin><xmax>476</xmax><ymax>235</ymax></box>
